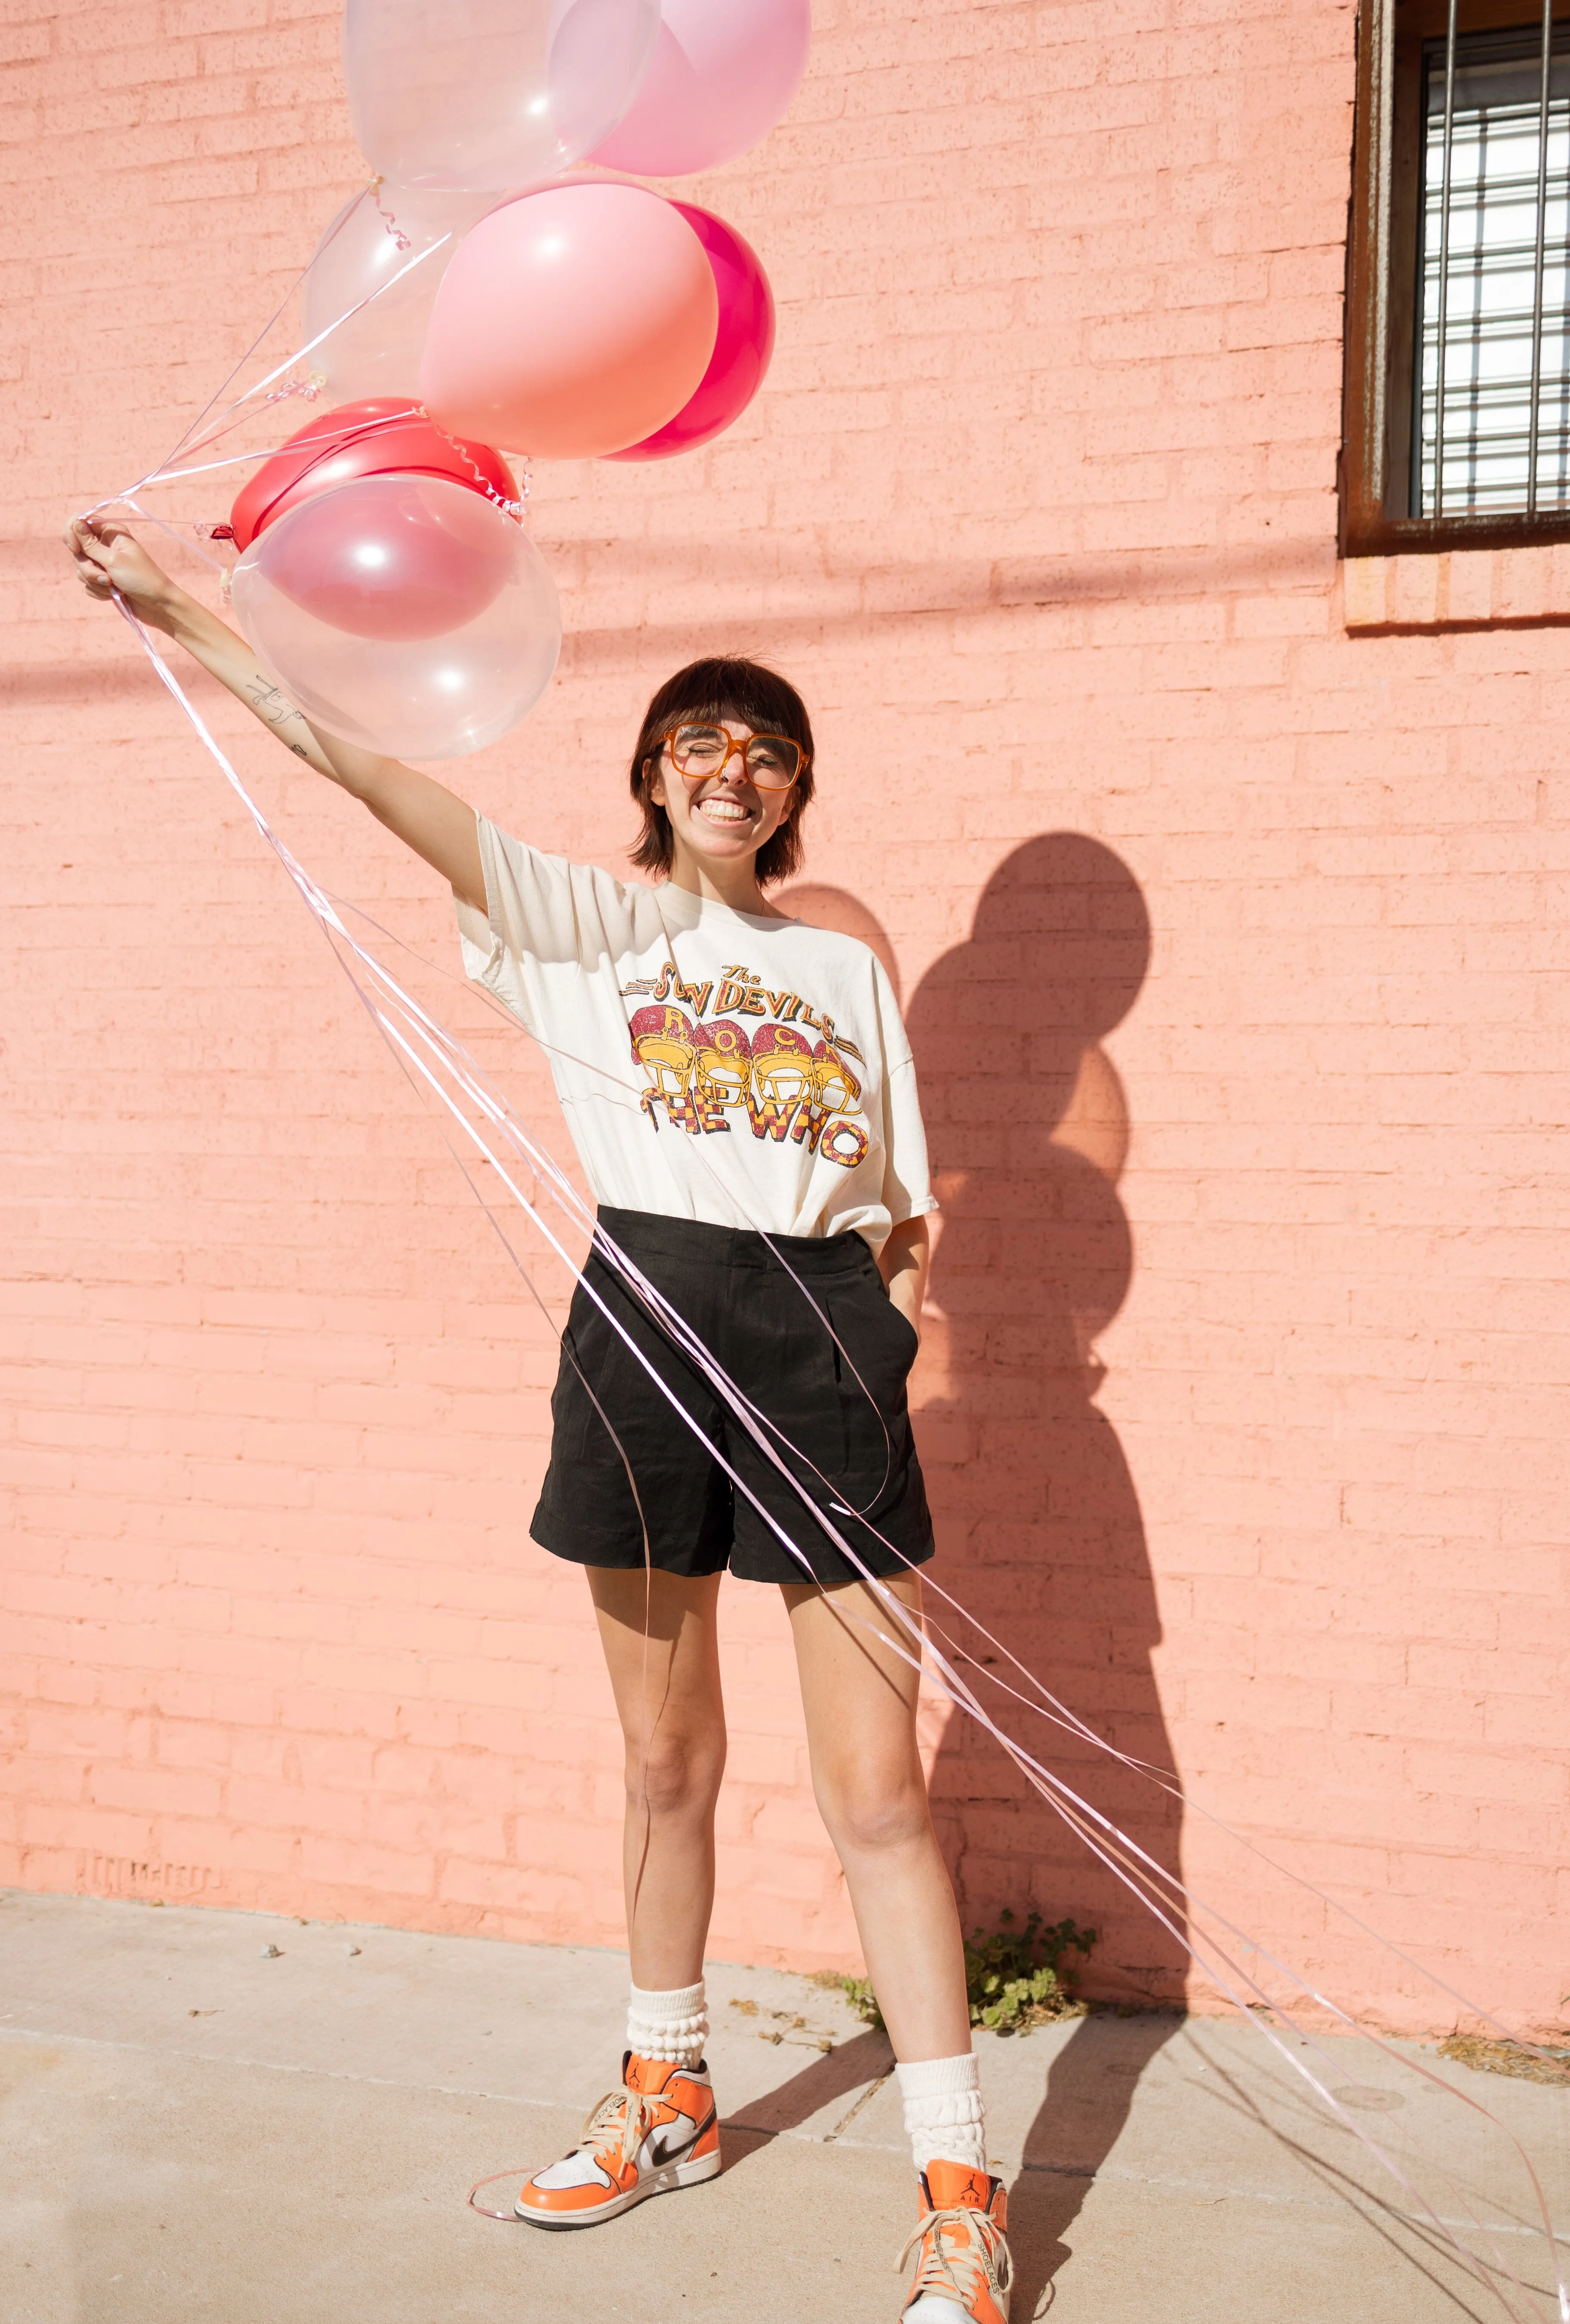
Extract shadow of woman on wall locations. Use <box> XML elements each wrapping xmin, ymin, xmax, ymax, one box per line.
<box><xmin>902</xmin><ymin>835</ymin><xmax>1186</xmax><ymax>2314</ymax></box>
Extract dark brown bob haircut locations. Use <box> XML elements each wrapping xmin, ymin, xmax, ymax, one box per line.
<box><xmin>628</xmin><ymin>656</ymin><xmax>815</xmax><ymax>887</ymax></box>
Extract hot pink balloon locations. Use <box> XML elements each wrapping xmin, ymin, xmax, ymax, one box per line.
<box><xmin>244</xmin><ymin>472</ymin><xmax>516</xmax><ymax>642</ymax></box>
<box><xmin>420</xmin><ymin>182</ymin><xmax>718</xmax><ymax>459</ymax></box>
<box><xmin>606</xmin><ymin>204</ymin><xmax>774</xmax><ymax>461</ymax></box>
<box><xmin>590</xmin><ymin>0</ymin><xmax>810</xmax><ymax>178</ymax></box>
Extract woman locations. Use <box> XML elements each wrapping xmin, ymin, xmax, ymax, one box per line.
<box><xmin>65</xmin><ymin>515</ymin><xmax>1013</xmax><ymax>2324</ymax></box>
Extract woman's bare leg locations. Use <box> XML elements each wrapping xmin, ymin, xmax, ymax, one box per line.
<box><xmin>586</xmin><ymin>1566</ymin><xmax>727</xmax><ymax>1991</ymax></box>
<box><xmin>785</xmin><ymin>1572</ymin><xmax>971</xmax><ymax>2062</ymax></box>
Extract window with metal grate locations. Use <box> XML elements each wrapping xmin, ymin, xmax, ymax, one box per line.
<box><xmin>1342</xmin><ymin>0</ymin><xmax>1570</xmax><ymax>552</ymax></box>
<box><xmin>1416</xmin><ymin>25</ymin><xmax>1570</xmax><ymax>513</ymax></box>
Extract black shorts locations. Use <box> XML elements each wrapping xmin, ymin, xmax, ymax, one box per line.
<box><xmin>531</xmin><ymin>1207</ymin><xmax>936</xmax><ymax>1586</ymax></box>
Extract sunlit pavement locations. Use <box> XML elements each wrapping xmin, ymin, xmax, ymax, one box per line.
<box><xmin>1</xmin><ymin>1890</ymin><xmax>1564</xmax><ymax>2323</ymax></box>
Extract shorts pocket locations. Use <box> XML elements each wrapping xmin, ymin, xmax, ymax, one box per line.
<box><xmin>825</xmin><ymin>1275</ymin><xmax>919</xmax><ymax>1497</ymax></box>
<box><xmin>551</xmin><ymin>1297</ymin><xmax>625</xmax><ymax>1469</ymax></box>
<box><xmin>555</xmin><ymin>1268</ymin><xmax>686</xmax><ymax>1469</ymax></box>
<box><xmin>881</xmin><ymin>1288</ymin><xmax>921</xmax><ymax>1365</ymax></box>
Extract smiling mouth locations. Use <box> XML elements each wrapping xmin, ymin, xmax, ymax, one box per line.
<box><xmin>694</xmin><ymin>792</ymin><xmax>755</xmax><ymax>826</ymax></box>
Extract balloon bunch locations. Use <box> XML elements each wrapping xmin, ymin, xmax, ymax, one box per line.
<box><xmin>227</xmin><ymin>0</ymin><xmax>806</xmax><ymax>758</ymax></box>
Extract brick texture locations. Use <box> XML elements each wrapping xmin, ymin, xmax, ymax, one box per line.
<box><xmin>3</xmin><ymin>0</ymin><xmax>1568</xmax><ymax>2041</ymax></box>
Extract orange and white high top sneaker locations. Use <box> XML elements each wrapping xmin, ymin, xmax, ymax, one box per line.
<box><xmin>514</xmin><ymin>2051</ymin><xmax>720</xmax><ymax>2229</ymax></box>
<box><xmin>896</xmin><ymin>2161</ymin><xmax>1013</xmax><ymax>2323</ymax></box>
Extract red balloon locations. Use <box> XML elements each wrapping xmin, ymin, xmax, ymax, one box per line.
<box><xmin>605</xmin><ymin>204</ymin><xmax>774</xmax><ymax>463</ymax></box>
<box><xmin>229</xmin><ymin>397</ymin><xmax>517</xmax><ymax>551</ymax></box>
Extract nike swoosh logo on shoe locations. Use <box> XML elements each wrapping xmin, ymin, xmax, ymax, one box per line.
<box><xmin>641</xmin><ymin>2112</ymin><xmax>700</xmax><ymax>2166</ymax></box>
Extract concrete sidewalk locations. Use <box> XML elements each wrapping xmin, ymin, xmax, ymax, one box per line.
<box><xmin>0</xmin><ymin>1891</ymin><xmax>1563</xmax><ymax>2323</ymax></box>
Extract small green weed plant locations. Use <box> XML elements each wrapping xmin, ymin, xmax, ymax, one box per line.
<box><xmin>831</xmin><ymin>1910</ymin><xmax>1097</xmax><ymax>2037</ymax></box>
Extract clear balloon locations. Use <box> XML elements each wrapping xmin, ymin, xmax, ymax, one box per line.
<box><xmin>232</xmin><ymin>475</ymin><xmax>561</xmax><ymax>759</ymax></box>
<box><xmin>606</xmin><ymin>204</ymin><xmax>774</xmax><ymax>461</ymax></box>
<box><xmin>301</xmin><ymin>185</ymin><xmax>495</xmax><ymax>402</ymax></box>
<box><xmin>344</xmin><ymin>0</ymin><xmax>659</xmax><ymax>192</ymax></box>
<box><xmin>420</xmin><ymin>182</ymin><xmax>717</xmax><ymax>460</ymax></box>
<box><xmin>248</xmin><ymin>472</ymin><xmax>517</xmax><ymax>642</ymax></box>
<box><xmin>590</xmin><ymin>0</ymin><xmax>810</xmax><ymax>178</ymax></box>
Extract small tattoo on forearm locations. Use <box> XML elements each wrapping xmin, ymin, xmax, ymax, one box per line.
<box><xmin>246</xmin><ymin>678</ymin><xmax>309</xmax><ymax>733</ymax></box>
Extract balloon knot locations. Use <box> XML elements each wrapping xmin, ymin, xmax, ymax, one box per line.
<box><xmin>425</xmin><ymin>416</ymin><xmax>529</xmax><ymax>522</ymax></box>
<box><xmin>261</xmin><ymin>371</ymin><xmax>326</xmax><ymax>409</ymax></box>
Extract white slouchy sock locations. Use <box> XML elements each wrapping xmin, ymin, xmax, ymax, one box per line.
<box><xmin>896</xmin><ymin>2052</ymin><xmax>987</xmax><ymax>2175</ymax></box>
<box><xmin>626</xmin><ymin>1978</ymin><xmax>708</xmax><ymax>2069</ymax></box>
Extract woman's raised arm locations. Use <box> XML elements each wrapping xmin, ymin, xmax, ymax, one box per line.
<box><xmin>64</xmin><ymin>518</ymin><xmax>485</xmax><ymax>910</ymax></box>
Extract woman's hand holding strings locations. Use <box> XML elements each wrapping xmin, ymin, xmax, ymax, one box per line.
<box><xmin>61</xmin><ymin>515</ymin><xmax>485</xmax><ymax>908</ymax></box>
<box><xmin>65</xmin><ymin>517</ymin><xmax>187</xmax><ymax>633</ymax></box>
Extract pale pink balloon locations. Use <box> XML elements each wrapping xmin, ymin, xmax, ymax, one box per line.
<box><xmin>590</xmin><ymin>0</ymin><xmax>810</xmax><ymax>178</ymax></box>
<box><xmin>420</xmin><ymin>182</ymin><xmax>718</xmax><ymax>460</ymax></box>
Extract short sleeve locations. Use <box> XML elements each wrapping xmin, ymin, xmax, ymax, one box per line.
<box><xmin>881</xmin><ymin>1055</ymin><xmax>939</xmax><ymax>1227</ymax></box>
<box><xmin>454</xmin><ymin>815</ymin><xmax>643</xmax><ymax>1033</ymax></box>
<box><xmin>869</xmin><ymin>958</ymin><xmax>938</xmax><ymax>1228</ymax></box>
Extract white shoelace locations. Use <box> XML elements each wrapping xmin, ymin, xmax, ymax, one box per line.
<box><xmin>896</xmin><ymin>2202</ymin><xmax>1011</xmax><ymax>2313</ymax></box>
<box><xmin>577</xmin><ymin>2085</ymin><xmax>655</xmax><ymax>2177</ymax></box>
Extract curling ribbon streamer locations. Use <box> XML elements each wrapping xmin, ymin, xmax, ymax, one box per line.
<box><xmin>108</xmin><ymin>593</ymin><xmax>1566</xmax><ymax>2324</ymax></box>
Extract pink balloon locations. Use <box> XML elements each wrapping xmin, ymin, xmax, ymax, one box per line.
<box><xmin>246</xmin><ymin>472</ymin><xmax>516</xmax><ymax>642</ymax></box>
<box><xmin>590</xmin><ymin>0</ymin><xmax>810</xmax><ymax>178</ymax></box>
<box><xmin>420</xmin><ymin>182</ymin><xmax>718</xmax><ymax>460</ymax></box>
<box><xmin>606</xmin><ymin>204</ymin><xmax>774</xmax><ymax>461</ymax></box>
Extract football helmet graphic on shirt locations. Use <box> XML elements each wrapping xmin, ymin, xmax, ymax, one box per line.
<box><xmin>810</xmin><ymin>1037</ymin><xmax>861</xmax><ymax>1113</ymax></box>
<box><xmin>628</xmin><ymin>1004</ymin><xmax>698</xmax><ymax>1102</ymax></box>
<box><xmin>748</xmin><ymin>1022</ymin><xmax>815</xmax><ymax>1105</ymax></box>
<box><xmin>627</xmin><ymin>1001</ymin><xmax>868</xmax><ymax>1168</ymax></box>
<box><xmin>692</xmin><ymin>1019</ymin><xmax>752</xmax><ymax>1109</ymax></box>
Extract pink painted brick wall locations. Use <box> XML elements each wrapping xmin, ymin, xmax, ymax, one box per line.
<box><xmin>4</xmin><ymin>0</ymin><xmax>1568</xmax><ymax>2039</ymax></box>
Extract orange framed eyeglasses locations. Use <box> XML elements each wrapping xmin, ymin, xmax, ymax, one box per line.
<box><xmin>659</xmin><ymin>722</ymin><xmax>806</xmax><ymax>793</ymax></box>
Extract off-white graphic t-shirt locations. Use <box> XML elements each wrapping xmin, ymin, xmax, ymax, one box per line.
<box><xmin>454</xmin><ymin>818</ymin><xmax>937</xmax><ymax>1250</ymax></box>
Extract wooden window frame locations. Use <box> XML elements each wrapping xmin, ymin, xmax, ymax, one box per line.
<box><xmin>1341</xmin><ymin>0</ymin><xmax>1570</xmax><ymax>555</ymax></box>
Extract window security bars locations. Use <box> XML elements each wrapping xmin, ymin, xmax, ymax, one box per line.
<box><xmin>1341</xmin><ymin>0</ymin><xmax>1570</xmax><ymax>554</ymax></box>
<box><xmin>1416</xmin><ymin>15</ymin><xmax>1570</xmax><ymax>516</ymax></box>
